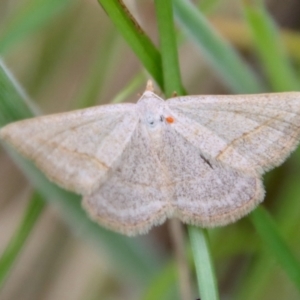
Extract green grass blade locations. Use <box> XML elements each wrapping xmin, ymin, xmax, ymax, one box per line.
<box><xmin>0</xmin><ymin>0</ymin><xmax>74</xmax><ymax>54</ymax></box>
<box><xmin>0</xmin><ymin>58</ymin><xmax>39</xmax><ymax>124</ymax></box>
<box><xmin>250</xmin><ymin>207</ymin><xmax>300</xmax><ymax>291</ymax></box>
<box><xmin>0</xmin><ymin>192</ymin><xmax>45</xmax><ymax>289</ymax></box>
<box><xmin>173</xmin><ymin>0</ymin><xmax>264</xmax><ymax>93</ymax></box>
<box><xmin>243</xmin><ymin>1</ymin><xmax>300</xmax><ymax>91</ymax></box>
<box><xmin>233</xmin><ymin>159</ymin><xmax>300</xmax><ymax>299</ymax></box>
<box><xmin>97</xmin><ymin>0</ymin><xmax>163</xmax><ymax>89</ymax></box>
<box><xmin>151</xmin><ymin>3</ymin><xmax>190</xmax><ymax>297</ymax></box>
<box><xmin>153</xmin><ymin>2</ymin><xmax>188</xmax><ymax>296</ymax></box>
<box><xmin>154</xmin><ymin>2</ymin><xmax>219</xmax><ymax>297</ymax></box>
<box><xmin>234</xmin><ymin>251</ymin><xmax>275</xmax><ymax>300</ymax></box>
<box><xmin>154</xmin><ymin>0</ymin><xmax>185</xmax><ymax>96</ymax></box>
<box><xmin>188</xmin><ymin>227</ymin><xmax>220</xmax><ymax>300</ymax></box>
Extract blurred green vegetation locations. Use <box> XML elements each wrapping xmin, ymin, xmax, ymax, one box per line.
<box><xmin>0</xmin><ymin>0</ymin><xmax>300</xmax><ymax>299</ymax></box>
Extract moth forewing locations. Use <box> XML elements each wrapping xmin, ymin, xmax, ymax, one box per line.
<box><xmin>1</xmin><ymin>86</ymin><xmax>300</xmax><ymax>236</ymax></box>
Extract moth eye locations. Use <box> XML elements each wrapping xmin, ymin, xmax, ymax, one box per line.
<box><xmin>160</xmin><ymin>116</ymin><xmax>164</xmax><ymax>122</ymax></box>
<box><xmin>145</xmin><ymin>114</ymin><xmax>156</xmax><ymax>127</ymax></box>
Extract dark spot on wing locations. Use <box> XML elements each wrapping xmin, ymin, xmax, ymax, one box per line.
<box><xmin>200</xmin><ymin>154</ymin><xmax>213</xmax><ymax>169</ymax></box>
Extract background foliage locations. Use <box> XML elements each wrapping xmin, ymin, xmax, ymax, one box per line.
<box><xmin>1</xmin><ymin>0</ymin><xmax>300</xmax><ymax>299</ymax></box>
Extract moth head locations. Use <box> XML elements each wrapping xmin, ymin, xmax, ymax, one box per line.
<box><xmin>137</xmin><ymin>91</ymin><xmax>174</xmax><ymax>130</ymax></box>
<box><xmin>144</xmin><ymin>112</ymin><xmax>164</xmax><ymax>128</ymax></box>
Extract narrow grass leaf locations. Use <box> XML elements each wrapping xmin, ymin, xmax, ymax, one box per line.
<box><xmin>250</xmin><ymin>207</ymin><xmax>300</xmax><ymax>291</ymax></box>
<box><xmin>153</xmin><ymin>1</ymin><xmax>188</xmax><ymax>296</ymax></box>
<box><xmin>97</xmin><ymin>0</ymin><xmax>163</xmax><ymax>89</ymax></box>
<box><xmin>243</xmin><ymin>1</ymin><xmax>300</xmax><ymax>91</ymax></box>
<box><xmin>0</xmin><ymin>192</ymin><xmax>45</xmax><ymax>289</ymax></box>
<box><xmin>210</xmin><ymin>18</ymin><xmax>300</xmax><ymax>64</ymax></box>
<box><xmin>188</xmin><ymin>227</ymin><xmax>220</xmax><ymax>300</ymax></box>
<box><xmin>154</xmin><ymin>0</ymin><xmax>185</xmax><ymax>96</ymax></box>
<box><xmin>0</xmin><ymin>0</ymin><xmax>74</xmax><ymax>54</ymax></box>
<box><xmin>173</xmin><ymin>0</ymin><xmax>264</xmax><ymax>93</ymax></box>
<box><xmin>234</xmin><ymin>251</ymin><xmax>275</xmax><ymax>300</ymax></box>
<box><xmin>0</xmin><ymin>59</ymin><xmax>39</xmax><ymax>124</ymax></box>
<box><xmin>154</xmin><ymin>2</ymin><xmax>219</xmax><ymax>297</ymax></box>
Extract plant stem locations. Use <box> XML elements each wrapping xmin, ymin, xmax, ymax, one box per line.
<box><xmin>188</xmin><ymin>226</ymin><xmax>220</xmax><ymax>300</ymax></box>
<box><xmin>154</xmin><ymin>0</ymin><xmax>185</xmax><ymax>96</ymax></box>
<box><xmin>250</xmin><ymin>207</ymin><xmax>300</xmax><ymax>291</ymax></box>
<box><xmin>0</xmin><ymin>192</ymin><xmax>45</xmax><ymax>289</ymax></box>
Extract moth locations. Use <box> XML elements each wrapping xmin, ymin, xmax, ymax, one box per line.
<box><xmin>1</xmin><ymin>81</ymin><xmax>300</xmax><ymax>236</ymax></box>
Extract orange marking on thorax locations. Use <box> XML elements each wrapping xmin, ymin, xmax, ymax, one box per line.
<box><xmin>166</xmin><ymin>116</ymin><xmax>174</xmax><ymax>123</ymax></box>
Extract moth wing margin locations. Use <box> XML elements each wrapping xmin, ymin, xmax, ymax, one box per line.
<box><xmin>0</xmin><ymin>103</ymin><xmax>138</xmax><ymax>195</ymax></box>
